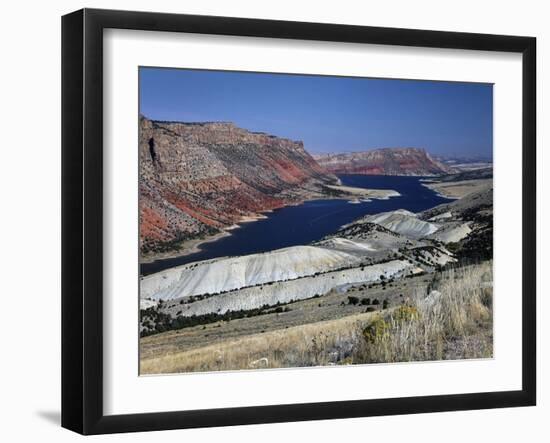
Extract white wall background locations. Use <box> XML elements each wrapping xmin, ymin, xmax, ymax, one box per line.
<box><xmin>0</xmin><ymin>0</ymin><xmax>546</xmax><ymax>441</ymax></box>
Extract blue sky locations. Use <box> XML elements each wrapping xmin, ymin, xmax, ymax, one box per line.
<box><xmin>139</xmin><ymin>67</ymin><xmax>493</xmax><ymax>158</ymax></box>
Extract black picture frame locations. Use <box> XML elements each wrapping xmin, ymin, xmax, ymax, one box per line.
<box><xmin>62</xmin><ymin>8</ymin><xmax>536</xmax><ymax>435</ymax></box>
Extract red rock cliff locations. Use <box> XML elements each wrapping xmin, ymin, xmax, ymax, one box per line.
<box><xmin>313</xmin><ymin>148</ymin><xmax>451</xmax><ymax>176</ymax></box>
<box><xmin>139</xmin><ymin>117</ymin><xmax>336</xmax><ymax>255</ymax></box>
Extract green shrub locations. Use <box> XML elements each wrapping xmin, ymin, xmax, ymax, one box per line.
<box><xmin>393</xmin><ymin>305</ymin><xmax>419</xmax><ymax>322</ymax></box>
<box><xmin>363</xmin><ymin>317</ymin><xmax>390</xmax><ymax>343</ymax></box>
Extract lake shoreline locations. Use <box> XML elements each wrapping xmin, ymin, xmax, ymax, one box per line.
<box><xmin>140</xmin><ymin>184</ymin><xmax>400</xmax><ymax>267</ymax></box>
<box><xmin>139</xmin><ymin>213</ymin><xmax>272</xmax><ymax>265</ymax></box>
<box><xmin>140</xmin><ymin>175</ymin><xmax>452</xmax><ymax>276</ymax></box>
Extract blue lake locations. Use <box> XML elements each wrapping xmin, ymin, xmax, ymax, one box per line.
<box><xmin>140</xmin><ymin>175</ymin><xmax>452</xmax><ymax>275</ymax></box>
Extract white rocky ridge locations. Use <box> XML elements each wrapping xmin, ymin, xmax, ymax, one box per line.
<box><xmin>140</xmin><ymin>245</ymin><xmax>360</xmax><ymax>301</ymax></box>
<box><xmin>428</xmin><ymin>211</ymin><xmax>453</xmax><ymax>221</ymax></box>
<box><xmin>354</xmin><ymin>209</ymin><xmax>439</xmax><ymax>239</ymax></box>
<box><xmin>323</xmin><ymin>238</ymin><xmax>377</xmax><ymax>251</ymax></box>
<box><xmin>342</xmin><ymin>208</ymin><xmax>471</xmax><ymax>244</ymax></box>
<box><xmin>169</xmin><ymin>260</ymin><xmax>418</xmax><ymax>316</ymax></box>
<box><xmin>413</xmin><ymin>247</ymin><xmax>456</xmax><ymax>267</ymax></box>
<box><xmin>427</xmin><ymin>222</ymin><xmax>472</xmax><ymax>244</ymax></box>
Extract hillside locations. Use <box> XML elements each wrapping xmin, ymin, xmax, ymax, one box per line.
<box><xmin>434</xmin><ymin>167</ymin><xmax>493</xmax><ymax>182</ymax></box>
<box><xmin>420</xmin><ymin>182</ymin><xmax>493</xmax><ymax>261</ymax></box>
<box><xmin>420</xmin><ymin>181</ymin><xmax>493</xmax><ymax>220</ymax></box>
<box><xmin>421</xmin><ymin>168</ymin><xmax>492</xmax><ymax>199</ymax></box>
<box><xmin>140</xmin><ymin>245</ymin><xmax>360</xmax><ymax>301</ymax></box>
<box><xmin>139</xmin><ymin>117</ymin><xmax>338</xmax><ymax>257</ymax></box>
<box><xmin>313</xmin><ymin>148</ymin><xmax>451</xmax><ymax>176</ymax></box>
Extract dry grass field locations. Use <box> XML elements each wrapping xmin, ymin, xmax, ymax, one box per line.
<box><xmin>356</xmin><ymin>261</ymin><xmax>493</xmax><ymax>363</ymax></box>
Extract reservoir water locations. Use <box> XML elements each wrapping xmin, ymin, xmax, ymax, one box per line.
<box><xmin>140</xmin><ymin>175</ymin><xmax>452</xmax><ymax>275</ymax></box>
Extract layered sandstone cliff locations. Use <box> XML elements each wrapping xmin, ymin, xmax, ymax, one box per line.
<box><xmin>139</xmin><ymin>117</ymin><xmax>337</xmax><ymax>256</ymax></box>
<box><xmin>313</xmin><ymin>148</ymin><xmax>451</xmax><ymax>176</ymax></box>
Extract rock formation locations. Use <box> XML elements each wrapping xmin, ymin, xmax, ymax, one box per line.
<box><xmin>139</xmin><ymin>117</ymin><xmax>337</xmax><ymax>255</ymax></box>
<box><xmin>313</xmin><ymin>148</ymin><xmax>451</xmax><ymax>176</ymax></box>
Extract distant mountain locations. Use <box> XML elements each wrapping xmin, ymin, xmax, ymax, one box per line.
<box><xmin>313</xmin><ymin>148</ymin><xmax>452</xmax><ymax>176</ymax></box>
<box><xmin>139</xmin><ymin>117</ymin><xmax>337</xmax><ymax>256</ymax></box>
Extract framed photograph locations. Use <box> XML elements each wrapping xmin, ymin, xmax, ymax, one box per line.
<box><xmin>62</xmin><ymin>8</ymin><xmax>536</xmax><ymax>435</ymax></box>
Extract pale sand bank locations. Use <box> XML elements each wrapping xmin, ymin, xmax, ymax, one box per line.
<box><xmin>423</xmin><ymin>179</ymin><xmax>492</xmax><ymax>199</ymax></box>
<box><xmin>326</xmin><ymin>184</ymin><xmax>400</xmax><ymax>199</ymax></box>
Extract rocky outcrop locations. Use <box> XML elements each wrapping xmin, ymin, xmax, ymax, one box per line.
<box><xmin>163</xmin><ymin>260</ymin><xmax>414</xmax><ymax>316</ymax></box>
<box><xmin>139</xmin><ymin>117</ymin><xmax>337</xmax><ymax>255</ymax></box>
<box><xmin>140</xmin><ymin>245</ymin><xmax>360</xmax><ymax>301</ymax></box>
<box><xmin>359</xmin><ymin>209</ymin><xmax>439</xmax><ymax>239</ymax></box>
<box><xmin>313</xmin><ymin>148</ymin><xmax>451</xmax><ymax>176</ymax></box>
<box><xmin>141</xmin><ymin>255</ymin><xmax>414</xmax><ymax>315</ymax></box>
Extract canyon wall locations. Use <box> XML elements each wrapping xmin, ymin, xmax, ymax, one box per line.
<box><xmin>314</xmin><ymin>148</ymin><xmax>452</xmax><ymax>176</ymax></box>
<box><xmin>139</xmin><ymin>117</ymin><xmax>336</xmax><ymax>255</ymax></box>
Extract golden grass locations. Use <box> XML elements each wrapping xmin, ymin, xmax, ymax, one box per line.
<box><xmin>140</xmin><ymin>261</ymin><xmax>493</xmax><ymax>375</ymax></box>
<box><xmin>140</xmin><ymin>311</ymin><xmax>376</xmax><ymax>374</ymax></box>
<box><xmin>356</xmin><ymin>260</ymin><xmax>493</xmax><ymax>363</ymax></box>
